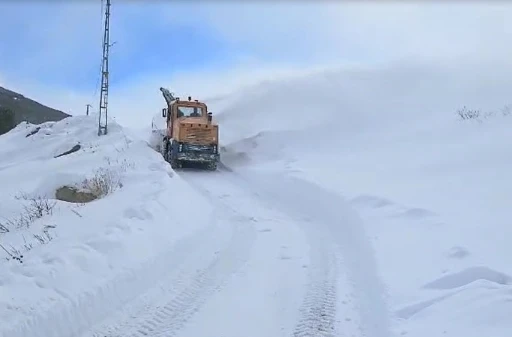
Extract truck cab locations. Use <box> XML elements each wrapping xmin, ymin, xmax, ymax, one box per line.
<box><xmin>160</xmin><ymin>93</ymin><xmax>219</xmax><ymax>170</ymax></box>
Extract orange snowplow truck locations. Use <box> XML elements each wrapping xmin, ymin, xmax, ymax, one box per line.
<box><xmin>159</xmin><ymin>87</ymin><xmax>220</xmax><ymax>170</ymax></box>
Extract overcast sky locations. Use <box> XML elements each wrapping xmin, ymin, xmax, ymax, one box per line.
<box><xmin>1</xmin><ymin>2</ymin><xmax>511</xmax><ymax>127</ymax></box>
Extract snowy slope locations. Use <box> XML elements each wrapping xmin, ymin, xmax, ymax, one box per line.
<box><xmin>1</xmin><ymin>114</ymin><xmax>340</xmax><ymax>337</ymax></box>
<box><xmin>0</xmin><ymin>116</ymin><xmax>214</xmax><ymax>337</ymax></box>
<box><xmin>212</xmin><ymin>62</ymin><xmax>512</xmax><ymax>337</ymax></box>
<box><xmin>2</xmin><ymin>60</ymin><xmax>511</xmax><ymax>337</ymax></box>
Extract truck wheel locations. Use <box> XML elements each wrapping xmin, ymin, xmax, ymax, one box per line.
<box><xmin>162</xmin><ymin>139</ymin><xmax>170</xmax><ymax>161</ymax></box>
<box><xmin>170</xmin><ymin>158</ymin><xmax>182</xmax><ymax>169</ymax></box>
<box><xmin>205</xmin><ymin>161</ymin><xmax>217</xmax><ymax>171</ymax></box>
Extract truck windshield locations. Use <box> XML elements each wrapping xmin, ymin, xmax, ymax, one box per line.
<box><xmin>177</xmin><ymin>106</ymin><xmax>203</xmax><ymax>118</ymax></box>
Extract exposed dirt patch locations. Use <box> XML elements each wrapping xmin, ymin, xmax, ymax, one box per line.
<box><xmin>55</xmin><ymin>186</ymin><xmax>97</xmax><ymax>203</ymax></box>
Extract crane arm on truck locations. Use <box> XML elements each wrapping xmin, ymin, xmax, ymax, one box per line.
<box><xmin>159</xmin><ymin>87</ymin><xmax>177</xmax><ymax>107</ymax></box>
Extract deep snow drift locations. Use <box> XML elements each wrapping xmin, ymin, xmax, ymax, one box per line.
<box><xmin>0</xmin><ymin>116</ymin><xmax>214</xmax><ymax>337</ymax></box>
<box><xmin>212</xmin><ymin>61</ymin><xmax>512</xmax><ymax>337</ymax></box>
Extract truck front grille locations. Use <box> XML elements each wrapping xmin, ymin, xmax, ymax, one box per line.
<box><xmin>182</xmin><ymin>143</ymin><xmax>216</xmax><ymax>154</ymax></box>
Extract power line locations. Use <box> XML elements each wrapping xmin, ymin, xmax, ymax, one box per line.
<box><xmin>98</xmin><ymin>0</ymin><xmax>111</xmax><ymax>136</ymax></box>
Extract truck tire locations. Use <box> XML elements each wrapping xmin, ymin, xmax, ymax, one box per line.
<box><xmin>162</xmin><ymin>138</ymin><xmax>169</xmax><ymax>162</ymax></box>
<box><xmin>168</xmin><ymin>150</ymin><xmax>181</xmax><ymax>169</ymax></box>
<box><xmin>205</xmin><ymin>161</ymin><xmax>217</xmax><ymax>171</ymax></box>
<box><xmin>170</xmin><ymin>158</ymin><xmax>181</xmax><ymax>169</ymax></box>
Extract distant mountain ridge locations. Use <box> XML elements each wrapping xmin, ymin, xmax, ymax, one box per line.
<box><xmin>0</xmin><ymin>86</ymin><xmax>70</xmax><ymax>126</ymax></box>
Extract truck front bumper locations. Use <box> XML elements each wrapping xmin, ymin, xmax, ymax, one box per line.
<box><xmin>176</xmin><ymin>151</ymin><xmax>219</xmax><ymax>162</ymax></box>
<box><xmin>174</xmin><ymin>143</ymin><xmax>220</xmax><ymax>162</ymax></box>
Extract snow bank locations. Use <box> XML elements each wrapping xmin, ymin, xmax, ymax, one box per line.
<box><xmin>0</xmin><ymin>116</ymin><xmax>212</xmax><ymax>337</ymax></box>
<box><xmin>213</xmin><ymin>61</ymin><xmax>512</xmax><ymax>337</ymax></box>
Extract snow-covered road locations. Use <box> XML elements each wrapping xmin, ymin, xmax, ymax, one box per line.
<box><xmin>82</xmin><ymin>165</ymin><xmax>391</xmax><ymax>337</ymax></box>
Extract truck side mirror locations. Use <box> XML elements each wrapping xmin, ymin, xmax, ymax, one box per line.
<box><xmin>207</xmin><ymin>112</ymin><xmax>212</xmax><ymax>122</ymax></box>
<box><xmin>162</xmin><ymin>108</ymin><xmax>167</xmax><ymax>117</ymax></box>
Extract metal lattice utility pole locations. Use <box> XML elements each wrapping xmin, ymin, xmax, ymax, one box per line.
<box><xmin>86</xmin><ymin>104</ymin><xmax>92</xmax><ymax>116</ymax></box>
<box><xmin>98</xmin><ymin>0</ymin><xmax>111</xmax><ymax>136</ymax></box>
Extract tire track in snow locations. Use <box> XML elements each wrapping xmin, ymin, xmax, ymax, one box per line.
<box><xmin>292</xmin><ymin>245</ymin><xmax>338</xmax><ymax>337</ymax></box>
<box><xmin>178</xmin><ymin>170</ymin><xmax>315</xmax><ymax>337</ymax></box>
<box><xmin>126</xmin><ymin>219</ymin><xmax>254</xmax><ymax>337</ymax></box>
<box><xmin>86</xmin><ymin>205</ymin><xmax>256</xmax><ymax>337</ymax></box>
<box><xmin>210</xmin><ymin>169</ymin><xmax>343</xmax><ymax>337</ymax></box>
<box><xmin>114</xmin><ymin>170</ymin><xmax>259</xmax><ymax>337</ymax></box>
<box><xmin>225</xmin><ymin>168</ymin><xmax>393</xmax><ymax>337</ymax></box>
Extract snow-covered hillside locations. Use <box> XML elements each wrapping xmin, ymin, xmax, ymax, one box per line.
<box><xmin>212</xmin><ymin>62</ymin><xmax>512</xmax><ymax>337</ymax></box>
<box><xmin>0</xmin><ymin>116</ymin><xmax>214</xmax><ymax>337</ymax></box>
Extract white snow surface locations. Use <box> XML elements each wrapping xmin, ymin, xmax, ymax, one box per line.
<box><xmin>0</xmin><ymin>117</ymin><xmax>213</xmax><ymax>337</ymax></box>
<box><xmin>213</xmin><ymin>62</ymin><xmax>512</xmax><ymax>337</ymax></box>
<box><xmin>1</xmin><ymin>61</ymin><xmax>511</xmax><ymax>337</ymax></box>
